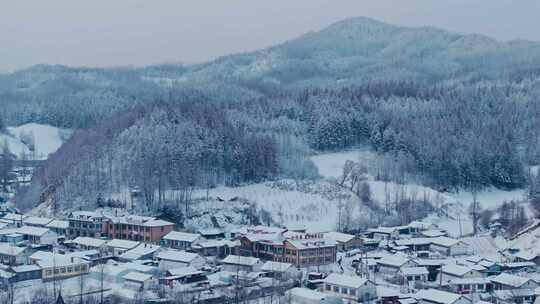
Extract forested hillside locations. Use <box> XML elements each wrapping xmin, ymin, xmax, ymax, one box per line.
<box><xmin>6</xmin><ymin>17</ymin><xmax>540</xmax><ymax>212</ymax></box>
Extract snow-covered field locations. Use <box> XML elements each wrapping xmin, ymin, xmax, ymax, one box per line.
<box><xmin>191</xmin><ymin>183</ymin><xmax>340</xmax><ymax>231</ymax></box>
<box><xmin>0</xmin><ymin>123</ymin><xmax>71</xmax><ymax>159</ymax></box>
<box><xmin>311</xmin><ymin>149</ymin><xmax>527</xmax><ymax>210</ymax></box>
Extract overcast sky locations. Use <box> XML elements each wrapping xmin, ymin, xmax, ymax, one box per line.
<box><xmin>1</xmin><ymin>0</ymin><xmax>539</xmax><ymax>72</ymax></box>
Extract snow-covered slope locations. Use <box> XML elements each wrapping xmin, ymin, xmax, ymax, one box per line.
<box><xmin>0</xmin><ymin>123</ymin><xmax>71</xmax><ymax>159</ymax></box>
<box><xmin>310</xmin><ymin>149</ymin><xmax>528</xmax><ymax>237</ymax></box>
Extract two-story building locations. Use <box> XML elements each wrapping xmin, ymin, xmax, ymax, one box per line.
<box><xmin>67</xmin><ymin>211</ymin><xmax>106</xmax><ymax>238</ymax></box>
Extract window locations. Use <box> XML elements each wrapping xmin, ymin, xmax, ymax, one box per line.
<box><xmin>407</xmin><ymin>276</ymin><xmax>413</xmax><ymax>281</ymax></box>
<box><xmin>349</xmin><ymin>288</ymin><xmax>356</xmax><ymax>296</ymax></box>
<box><xmin>414</xmin><ymin>276</ymin><xmax>421</xmax><ymax>280</ymax></box>
<box><xmin>68</xmin><ymin>267</ymin><xmax>73</xmax><ymax>273</ymax></box>
<box><xmin>60</xmin><ymin>267</ymin><xmax>66</xmax><ymax>273</ymax></box>
<box><xmin>341</xmin><ymin>287</ymin><xmax>347</xmax><ymax>294</ymax></box>
<box><xmin>46</xmin><ymin>270</ymin><xmax>52</xmax><ymax>276</ymax></box>
<box><xmin>326</xmin><ymin>285</ymin><xmax>331</xmax><ymax>291</ymax></box>
<box><xmin>333</xmin><ymin>286</ymin><xmax>339</xmax><ymax>292</ymax></box>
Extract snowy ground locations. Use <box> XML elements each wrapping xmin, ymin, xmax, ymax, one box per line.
<box><xmin>0</xmin><ymin>123</ymin><xmax>71</xmax><ymax>159</ymax></box>
<box><xmin>310</xmin><ymin>149</ymin><xmax>529</xmax><ymax>237</ymax></box>
<box><xmin>191</xmin><ymin>182</ymin><xmax>341</xmax><ymax>231</ymax></box>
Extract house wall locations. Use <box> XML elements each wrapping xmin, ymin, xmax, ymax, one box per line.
<box><xmin>41</xmin><ymin>262</ymin><xmax>90</xmax><ymax>281</ymax></box>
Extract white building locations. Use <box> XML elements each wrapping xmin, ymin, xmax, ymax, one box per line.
<box><xmin>440</xmin><ymin>264</ymin><xmax>481</xmax><ymax>283</ymax></box>
<box><xmin>321</xmin><ymin>273</ymin><xmax>377</xmax><ymax>303</ymax></box>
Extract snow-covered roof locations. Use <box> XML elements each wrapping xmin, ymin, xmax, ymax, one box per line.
<box><xmin>123</xmin><ymin>271</ymin><xmax>153</xmax><ymax>283</ymax></box>
<box><xmin>323</xmin><ymin>273</ymin><xmax>369</xmax><ymax>289</ymax></box>
<box><xmin>193</xmin><ymin>239</ymin><xmax>239</xmax><ymax>248</ymax></box>
<box><xmin>0</xmin><ymin>243</ymin><xmax>26</xmax><ymax>256</ymax></box>
<box><xmin>106</xmin><ymin>239</ymin><xmax>140</xmax><ymax>250</ymax></box>
<box><xmin>17</xmin><ymin>226</ymin><xmax>53</xmax><ymax>237</ymax></box>
<box><xmin>11</xmin><ymin>264</ymin><xmax>41</xmax><ymax>273</ymax></box>
<box><xmin>222</xmin><ymin>255</ymin><xmax>260</xmax><ymax>266</ymax></box>
<box><xmin>163</xmin><ymin>231</ymin><xmax>200</xmax><ymax>242</ymax></box>
<box><xmin>447</xmin><ymin>277</ymin><xmax>491</xmax><ymax>285</ymax></box>
<box><xmin>46</xmin><ymin>220</ymin><xmax>69</xmax><ymax>230</ymax></box>
<box><xmin>198</xmin><ymin>228</ymin><xmax>223</xmax><ymax>236</ymax></box>
<box><xmin>69</xmin><ymin>211</ymin><xmax>103</xmax><ymax>220</ymax></box>
<box><xmin>324</xmin><ymin>231</ymin><xmax>355</xmax><ymax>243</ymax></box>
<box><xmin>168</xmin><ymin>266</ymin><xmax>202</xmax><ymax>277</ymax></box>
<box><xmin>120</xmin><ymin>243</ymin><xmax>161</xmax><ymax>260</ymax></box>
<box><xmin>430</xmin><ymin>236</ymin><xmax>465</xmax><ymax>248</ymax></box>
<box><xmin>2</xmin><ymin>213</ymin><xmax>25</xmax><ymax>221</ymax></box>
<box><xmin>37</xmin><ymin>256</ymin><xmax>88</xmax><ymax>268</ymax></box>
<box><xmin>23</xmin><ymin>216</ymin><xmax>53</xmax><ymax>226</ymax></box>
<box><xmin>142</xmin><ymin>219</ymin><xmax>174</xmax><ymax>227</ymax></box>
<box><xmin>72</xmin><ymin>237</ymin><xmax>107</xmax><ymax>248</ymax></box>
<box><xmin>261</xmin><ymin>261</ymin><xmax>293</xmax><ymax>273</ymax></box>
<box><xmin>400</xmin><ymin>267</ymin><xmax>428</xmax><ymax>276</ymax></box>
<box><xmin>286</xmin><ymin>238</ymin><xmax>336</xmax><ymax>249</ymax></box>
<box><xmin>421</xmin><ymin>230</ymin><xmax>447</xmax><ymax>238</ymax></box>
<box><xmin>156</xmin><ymin>250</ymin><xmax>200</xmax><ymax>263</ymax></box>
<box><xmin>442</xmin><ymin>264</ymin><xmax>475</xmax><ymax>277</ymax></box>
<box><xmin>513</xmin><ymin>250</ymin><xmax>538</xmax><ymax>261</ymax></box>
<box><xmin>415</xmin><ymin>289</ymin><xmax>465</xmax><ymax>304</ymax></box>
<box><xmin>377</xmin><ymin>255</ymin><xmax>413</xmax><ymax>268</ymax></box>
<box><xmin>490</xmin><ymin>273</ymin><xmax>531</xmax><ymax>288</ymax></box>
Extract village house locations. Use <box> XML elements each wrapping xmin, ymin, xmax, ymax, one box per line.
<box><xmin>105</xmin><ymin>239</ymin><xmax>140</xmax><ymax>256</ymax></box>
<box><xmin>377</xmin><ymin>255</ymin><xmax>418</xmax><ymax>275</ymax></box>
<box><xmin>430</xmin><ymin>237</ymin><xmax>469</xmax><ymax>256</ymax></box>
<box><xmin>45</xmin><ymin>220</ymin><xmax>69</xmax><ymax>238</ymax></box>
<box><xmin>324</xmin><ymin>231</ymin><xmax>362</xmax><ymax>252</ymax></box>
<box><xmin>70</xmin><ymin>236</ymin><xmax>107</xmax><ymax>251</ymax></box>
<box><xmin>198</xmin><ymin>228</ymin><xmax>225</xmax><ymax>240</ymax></box>
<box><xmin>67</xmin><ymin>211</ymin><xmax>106</xmax><ymax>238</ymax></box>
<box><xmin>439</xmin><ymin>264</ymin><xmax>482</xmax><ymax>283</ymax></box>
<box><xmin>0</xmin><ymin>243</ymin><xmax>29</xmax><ymax>265</ymax></box>
<box><xmin>161</xmin><ymin>231</ymin><xmax>203</xmax><ymax>250</ymax></box>
<box><xmin>37</xmin><ymin>256</ymin><xmax>90</xmax><ymax>281</ymax></box>
<box><xmin>222</xmin><ymin>254</ymin><xmax>262</xmax><ymax>272</ymax></box>
<box><xmin>490</xmin><ymin>273</ymin><xmax>539</xmax><ymax>291</ymax></box>
<box><xmin>155</xmin><ymin>249</ymin><xmax>205</xmax><ymax>270</ymax></box>
<box><xmin>415</xmin><ymin>289</ymin><xmax>472</xmax><ymax>304</ymax></box>
<box><xmin>446</xmin><ymin>277</ymin><xmax>492</xmax><ymax>294</ymax></box>
<box><xmin>104</xmin><ymin>215</ymin><xmax>174</xmax><ymax>244</ymax></box>
<box><xmin>10</xmin><ymin>264</ymin><xmax>42</xmax><ymax>282</ymax></box>
<box><xmin>118</xmin><ymin>243</ymin><xmax>161</xmax><ymax>262</ymax></box>
<box><xmin>161</xmin><ymin>267</ymin><xmax>208</xmax><ymax>287</ymax></box>
<box><xmin>23</xmin><ymin>216</ymin><xmax>53</xmax><ymax>228</ymax></box>
<box><xmin>191</xmin><ymin>239</ymin><xmax>239</xmax><ymax>258</ymax></box>
<box><xmin>16</xmin><ymin>226</ymin><xmax>58</xmax><ymax>245</ymax></box>
<box><xmin>321</xmin><ymin>273</ymin><xmax>377</xmax><ymax>303</ymax></box>
<box><xmin>399</xmin><ymin>267</ymin><xmax>429</xmax><ymax>285</ymax></box>
<box><xmin>261</xmin><ymin>261</ymin><xmax>300</xmax><ymax>281</ymax></box>
<box><xmin>123</xmin><ymin>272</ymin><xmax>154</xmax><ymax>290</ymax></box>
<box><xmin>513</xmin><ymin>250</ymin><xmax>540</xmax><ymax>265</ymax></box>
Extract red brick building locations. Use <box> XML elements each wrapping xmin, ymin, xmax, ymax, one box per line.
<box><xmin>237</xmin><ymin>227</ymin><xmax>337</xmax><ymax>268</ymax></box>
